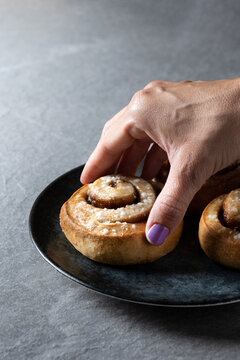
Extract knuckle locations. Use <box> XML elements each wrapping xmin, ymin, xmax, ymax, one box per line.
<box><xmin>131</xmin><ymin>88</ymin><xmax>154</xmax><ymax>105</ymax></box>
<box><xmin>101</xmin><ymin>141</ymin><xmax>118</xmax><ymax>155</ymax></box>
<box><xmin>131</xmin><ymin>90</ymin><xmax>141</xmax><ymax>104</ymax></box>
<box><xmin>127</xmin><ymin>122</ymin><xmax>146</xmax><ymax>140</ymax></box>
<box><xmin>104</xmin><ymin>118</ymin><xmax>111</xmax><ymax>128</ymax></box>
<box><xmin>124</xmin><ymin>111</ymin><xmax>146</xmax><ymax>137</ymax></box>
<box><xmin>145</xmin><ymin>80</ymin><xmax>161</xmax><ymax>89</ymax></box>
<box><xmin>102</xmin><ymin>119</ymin><xmax>112</xmax><ymax>135</ymax></box>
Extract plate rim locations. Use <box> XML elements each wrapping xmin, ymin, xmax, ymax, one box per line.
<box><xmin>29</xmin><ymin>165</ymin><xmax>240</xmax><ymax>308</ymax></box>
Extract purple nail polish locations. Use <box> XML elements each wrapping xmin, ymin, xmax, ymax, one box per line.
<box><xmin>147</xmin><ymin>224</ymin><xmax>169</xmax><ymax>245</ymax></box>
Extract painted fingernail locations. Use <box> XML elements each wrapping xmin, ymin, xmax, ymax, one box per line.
<box><xmin>147</xmin><ymin>224</ymin><xmax>169</xmax><ymax>245</ymax></box>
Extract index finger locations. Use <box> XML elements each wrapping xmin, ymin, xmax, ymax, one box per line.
<box><xmin>80</xmin><ymin>107</ymin><xmax>134</xmax><ymax>184</ymax></box>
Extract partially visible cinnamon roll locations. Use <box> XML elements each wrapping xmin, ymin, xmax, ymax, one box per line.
<box><xmin>199</xmin><ymin>189</ymin><xmax>240</xmax><ymax>270</ymax></box>
<box><xmin>60</xmin><ymin>175</ymin><xmax>183</xmax><ymax>265</ymax></box>
<box><xmin>191</xmin><ymin>161</ymin><xmax>240</xmax><ymax>213</ymax></box>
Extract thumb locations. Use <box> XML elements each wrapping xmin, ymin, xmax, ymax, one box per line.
<box><xmin>146</xmin><ymin>160</ymin><xmax>201</xmax><ymax>245</ymax></box>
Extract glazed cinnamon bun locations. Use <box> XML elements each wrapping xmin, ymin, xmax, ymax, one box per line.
<box><xmin>191</xmin><ymin>161</ymin><xmax>240</xmax><ymax>213</ymax></box>
<box><xmin>199</xmin><ymin>189</ymin><xmax>240</xmax><ymax>270</ymax></box>
<box><xmin>60</xmin><ymin>175</ymin><xmax>183</xmax><ymax>265</ymax></box>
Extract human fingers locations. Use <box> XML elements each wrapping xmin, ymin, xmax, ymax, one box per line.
<box><xmin>117</xmin><ymin>139</ymin><xmax>151</xmax><ymax>176</ymax></box>
<box><xmin>145</xmin><ymin>153</ymin><xmax>204</xmax><ymax>245</ymax></box>
<box><xmin>141</xmin><ymin>143</ymin><xmax>168</xmax><ymax>179</ymax></box>
<box><xmin>80</xmin><ymin>107</ymin><xmax>136</xmax><ymax>184</ymax></box>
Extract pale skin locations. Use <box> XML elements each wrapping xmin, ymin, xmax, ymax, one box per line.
<box><xmin>80</xmin><ymin>79</ymin><xmax>240</xmax><ymax>242</ymax></box>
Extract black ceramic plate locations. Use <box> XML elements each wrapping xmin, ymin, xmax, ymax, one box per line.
<box><xmin>29</xmin><ymin>165</ymin><xmax>240</xmax><ymax>307</ymax></box>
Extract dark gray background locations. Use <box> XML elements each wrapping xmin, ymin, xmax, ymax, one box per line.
<box><xmin>1</xmin><ymin>0</ymin><xmax>240</xmax><ymax>359</ymax></box>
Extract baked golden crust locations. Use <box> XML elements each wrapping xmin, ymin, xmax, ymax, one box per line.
<box><xmin>190</xmin><ymin>162</ymin><xmax>240</xmax><ymax>213</ymax></box>
<box><xmin>198</xmin><ymin>189</ymin><xmax>240</xmax><ymax>270</ymax></box>
<box><xmin>60</xmin><ymin>175</ymin><xmax>183</xmax><ymax>265</ymax></box>
<box><xmin>222</xmin><ymin>189</ymin><xmax>240</xmax><ymax>229</ymax></box>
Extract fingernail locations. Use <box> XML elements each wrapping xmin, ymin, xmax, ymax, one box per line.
<box><xmin>147</xmin><ymin>224</ymin><xmax>169</xmax><ymax>245</ymax></box>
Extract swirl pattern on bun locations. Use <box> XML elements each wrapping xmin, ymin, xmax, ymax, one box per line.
<box><xmin>199</xmin><ymin>189</ymin><xmax>240</xmax><ymax>270</ymax></box>
<box><xmin>60</xmin><ymin>175</ymin><xmax>183</xmax><ymax>265</ymax></box>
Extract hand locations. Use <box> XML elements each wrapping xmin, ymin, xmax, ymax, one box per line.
<box><xmin>80</xmin><ymin>79</ymin><xmax>240</xmax><ymax>245</ymax></box>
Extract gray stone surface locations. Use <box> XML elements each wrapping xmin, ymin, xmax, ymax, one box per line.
<box><xmin>1</xmin><ymin>0</ymin><xmax>240</xmax><ymax>359</ymax></box>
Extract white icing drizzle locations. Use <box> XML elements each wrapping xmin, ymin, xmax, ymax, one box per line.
<box><xmin>233</xmin><ymin>233</ymin><xmax>240</xmax><ymax>240</ymax></box>
<box><xmin>208</xmin><ymin>214</ymin><xmax>218</xmax><ymax>221</ymax></box>
<box><xmin>70</xmin><ymin>175</ymin><xmax>156</xmax><ymax>235</ymax></box>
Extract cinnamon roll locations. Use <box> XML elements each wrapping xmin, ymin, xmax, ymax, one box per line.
<box><xmin>60</xmin><ymin>175</ymin><xmax>183</xmax><ymax>265</ymax></box>
<box><xmin>191</xmin><ymin>161</ymin><xmax>240</xmax><ymax>213</ymax></box>
<box><xmin>199</xmin><ymin>189</ymin><xmax>240</xmax><ymax>270</ymax></box>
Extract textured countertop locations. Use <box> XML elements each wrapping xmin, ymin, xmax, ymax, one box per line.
<box><xmin>1</xmin><ymin>1</ymin><xmax>240</xmax><ymax>359</ymax></box>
